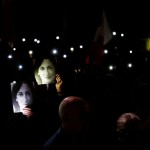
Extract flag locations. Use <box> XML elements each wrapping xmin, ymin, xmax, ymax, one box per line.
<box><xmin>85</xmin><ymin>10</ymin><xmax>112</xmax><ymax>65</ymax></box>
<box><xmin>146</xmin><ymin>37</ymin><xmax>150</xmax><ymax>52</ymax></box>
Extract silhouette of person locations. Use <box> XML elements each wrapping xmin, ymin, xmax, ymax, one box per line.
<box><xmin>116</xmin><ymin>112</ymin><xmax>143</xmax><ymax>150</ymax></box>
<box><xmin>42</xmin><ymin>96</ymin><xmax>92</xmax><ymax>150</ymax></box>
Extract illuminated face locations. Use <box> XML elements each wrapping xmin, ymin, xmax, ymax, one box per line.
<box><xmin>38</xmin><ymin>59</ymin><xmax>56</xmax><ymax>84</ymax></box>
<box><xmin>16</xmin><ymin>83</ymin><xmax>33</xmax><ymax>111</ymax></box>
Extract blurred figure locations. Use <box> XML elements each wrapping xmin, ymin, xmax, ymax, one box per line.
<box><xmin>55</xmin><ymin>63</ymin><xmax>78</xmax><ymax>97</ymax></box>
<box><xmin>59</xmin><ymin>96</ymin><xmax>89</xmax><ymax>133</ymax></box>
<box><xmin>116</xmin><ymin>112</ymin><xmax>144</xmax><ymax>150</ymax></box>
<box><xmin>32</xmin><ymin>81</ymin><xmax>62</xmax><ymax>148</ymax></box>
<box><xmin>42</xmin><ymin>96</ymin><xmax>92</xmax><ymax>150</ymax></box>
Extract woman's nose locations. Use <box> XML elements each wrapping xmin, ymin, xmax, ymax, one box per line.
<box><xmin>45</xmin><ymin>69</ymin><xmax>49</xmax><ymax>75</ymax></box>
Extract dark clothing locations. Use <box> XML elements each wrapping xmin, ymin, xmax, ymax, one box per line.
<box><xmin>42</xmin><ymin>127</ymin><xmax>93</xmax><ymax>150</ymax></box>
<box><xmin>5</xmin><ymin>84</ymin><xmax>62</xmax><ymax>150</ymax></box>
<box><xmin>32</xmin><ymin>84</ymin><xmax>62</xmax><ymax>148</ymax></box>
<box><xmin>5</xmin><ymin>113</ymin><xmax>37</xmax><ymax>150</ymax></box>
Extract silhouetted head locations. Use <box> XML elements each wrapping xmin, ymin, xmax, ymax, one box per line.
<box><xmin>116</xmin><ymin>112</ymin><xmax>141</xmax><ymax>143</ymax></box>
<box><xmin>59</xmin><ymin>96</ymin><xmax>90</xmax><ymax>133</ymax></box>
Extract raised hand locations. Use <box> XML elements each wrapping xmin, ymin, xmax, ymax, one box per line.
<box><xmin>55</xmin><ymin>74</ymin><xmax>63</xmax><ymax>94</ymax></box>
<box><xmin>22</xmin><ymin>107</ymin><xmax>33</xmax><ymax>119</ymax></box>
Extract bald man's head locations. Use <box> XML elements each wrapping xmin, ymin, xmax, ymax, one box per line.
<box><xmin>117</xmin><ymin>112</ymin><xmax>141</xmax><ymax>133</ymax></box>
<box><xmin>59</xmin><ymin>96</ymin><xmax>90</xmax><ymax>132</ymax></box>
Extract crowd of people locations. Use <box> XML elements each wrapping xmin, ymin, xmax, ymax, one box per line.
<box><xmin>2</xmin><ymin>52</ymin><xmax>150</xmax><ymax>150</ymax></box>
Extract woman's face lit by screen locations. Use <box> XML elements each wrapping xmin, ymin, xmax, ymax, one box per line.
<box><xmin>37</xmin><ymin>59</ymin><xmax>56</xmax><ymax>84</ymax></box>
<box><xmin>16</xmin><ymin>83</ymin><xmax>33</xmax><ymax>111</ymax></box>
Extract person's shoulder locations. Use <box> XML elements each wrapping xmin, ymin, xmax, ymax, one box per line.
<box><xmin>42</xmin><ymin>127</ymin><xmax>63</xmax><ymax>150</ymax></box>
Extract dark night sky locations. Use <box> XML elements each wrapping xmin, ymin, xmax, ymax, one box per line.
<box><xmin>105</xmin><ymin>5</ymin><xmax>150</xmax><ymax>39</ymax></box>
<box><xmin>2</xmin><ymin>1</ymin><xmax>150</xmax><ymax>46</ymax></box>
<box><xmin>11</xmin><ymin>1</ymin><xmax>103</xmax><ymax>44</ymax></box>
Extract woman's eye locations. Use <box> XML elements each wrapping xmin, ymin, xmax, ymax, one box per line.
<box><xmin>18</xmin><ymin>92</ymin><xmax>23</xmax><ymax>97</ymax></box>
<box><xmin>48</xmin><ymin>66</ymin><xmax>54</xmax><ymax>70</ymax></box>
<box><xmin>26</xmin><ymin>91</ymin><xmax>31</xmax><ymax>96</ymax></box>
<box><xmin>40</xmin><ymin>67</ymin><xmax>45</xmax><ymax>71</ymax></box>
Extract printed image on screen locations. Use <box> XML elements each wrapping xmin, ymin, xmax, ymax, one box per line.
<box><xmin>34</xmin><ymin>57</ymin><xmax>56</xmax><ymax>85</ymax></box>
<box><xmin>10</xmin><ymin>81</ymin><xmax>34</xmax><ymax>113</ymax></box>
